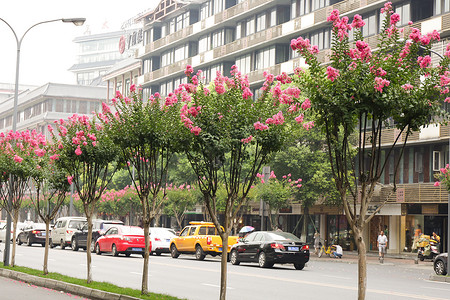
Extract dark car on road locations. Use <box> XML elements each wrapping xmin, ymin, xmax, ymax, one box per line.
<box><xmin>17</xmin><ymin>223</ymin><xmax>48</xmax><ymax>247</ymax></box>
<box><xmin>434</xmin><ymin>253</ymin><xmax>448</xmax><ymax>275</ymax></box>
<box><xmin>71</xmin><ymin>219</ymin><xmax>124</xmax><ymax>251</ymax></box>
<box><xmin>229</xmin><ymin>231</ymin><xmax>310</xmax><ymax>270</ymax></box>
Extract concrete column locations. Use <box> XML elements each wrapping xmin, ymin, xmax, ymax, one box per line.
<box><xmin>388</xmin><ymin>216</ymin><xmax>400</xmax><ymax>254</ymax></box>
<box><xmin>400</xmin><ymin>215</ymin><xmax>406</xmax><ymax>252</ymax></box>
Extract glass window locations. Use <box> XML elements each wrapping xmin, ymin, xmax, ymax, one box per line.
<box><xmin>255</xmin><ymin>46</ymin><xmax>275</xmax><ymax>70</ymax></box>
<box><xmin>363</xmin><ymin>13</ymin><xmax>377</xmax><ymax>37</ymax></box>
<box><xmin>244</xmin><ymin>232</ymin><xmax>258</xmax><ymax>242</ymax></box>
<box><xmin>256</xmin><ymin>12</ymin><xmax>266</xmax><ymax>32</ymax></box>
<box><xmin>270</xmin><ymin>8</ymin><xmax>277</xmax><ymax>27</ymax></box>
<box><xmin>201</xmin><ymin>0</ymin><xmax>213</xmax><ymax>19</ymax></box>
<box><xmin>236</xmin><ymin>22</ymin><xmax>242</xmax><ymax>39</ymax></box>
<box><xmin>189</xmin><ymin>226</ymin><xmax>198</xmax><ymax>235</ymax></box>
<box><xmin>395</xmin><ymin>2</ymin><xmax>411</xmax><ymax>26</ymax></box>
<box><xmin>246</xmin><ymin>18</ymin><xmax>255</xmax><ymax>36</ymax></box>
<box><xmin>212</xmin><ymin>30</ymin><xmax>224</xmax><ymax>48</ymax></box>
<box><xmin>213</xmin><ymin>0</ymin><xmax>224</xmax><ymax>14</ymax></box>
<box><xmin>180</xmin><ymin>227</ymin><xmax>189</xmax><ymax>237</ymax></box>
<box><xmin>434</xmin><ymin>0</ymin><xmax>450</xmax><ymax>15</ymax></box>
<box><xmin>236</xmin><ymin>54</ymin><xmax>252</xmax><ymax>74</ymax></box>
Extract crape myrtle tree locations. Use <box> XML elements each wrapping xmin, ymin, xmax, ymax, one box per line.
<box><xmin>29</xmin><ymin>138</ymin><xmax>70</xmax><ymax>275</ymax></box>
<box><xmin>181</xmin><ymin>65</ymin><xmax>310</xmax><ymax>300</ymax></box>
<box><xmin>103</xmin><ymin>85</ymin><xmax>185</xmax><ymax>295</ymax></box>
<box><xmin>255</xmin><ymin>172</ymin><xmax>302</xmax><ymax>231</ymax></box>
<box><xmin>0</xmin><ymin>130</ymin><xmax>47</xmax><ymax>266</ymax></box>
<box><xmin>51</xmin><ymin>114</ymin><xmax>118</xmax><ymax>284</ymax></box>
<box><xmin>292</xmin><ymin>2</ymin><xmax>449</xmax><ymax>299</ymax></box>
<box><xmin>164</xmin><ymin>183</ymin><xmax>198</xmax><ymax>229</ymax></box>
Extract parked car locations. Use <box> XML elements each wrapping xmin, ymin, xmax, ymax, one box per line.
<box><xmin>434</xmin><ymin>253</ymin><xmax>448</xmax><ymax>275</ymax></box>
<box><xmin>71</xmin><ymin>219</ymin><xmax>124</xmax><ymax>251</ymax></box>
<box><xmin>50</xmin><ymin>216</ymin><xmax>86</xmax><ymax>249</ymax></box>
<box><xmin>17</xmin><ymin>223</ymin><xmax>48</xmax><ymax>246</ymax></box>
<box><xmin>149</xmin><ymin>227</ymin><xmax>176</xmax><ymax>255</ymax></box>
<box><xmin>0</xmin><ymin>222</ymin><xmax>25</xmax><ymax>242</ymax></box>
<box><xmin>95</xmin><ymin>225</ymin><xmax>151</xmax><ymax>257</ymax></box>
<box><xmin>229</xmin><ymin>231</ymin><xmax>310</xmax><ymax>270</ymax></box>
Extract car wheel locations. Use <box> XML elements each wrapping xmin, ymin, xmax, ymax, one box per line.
<box><xmin>95</xmin><ymin>243</ymin><xmax>102</xmax><ymax>255</ymax></box>
<box><xmin>419</xmin><ymin>254</ymin><xmax>424</xmax><ymax>261</ymax></box>
<box><xmin>112</xmin><ymin>244</ymin><xmax>119</xmax><ymax>257</ymax></box>
<box><xmin>125</xmin><ymin>253</ymin><xmax>131</xmax><ymax>257</ymax></box>
<box><xmin>71</xmin><ymin>238</ymin><xmax>79</xmax><ymax>251</ymax></box>
<box><xmin>27</xmin><ymin>236</ymin><xmax>32</xmax><ymax>246</ymax></box>
<box><xmin>60</xmin><ymin>239</ymin><xmax>65</xmax><ymax>250</ymax></box>
<box><xmin>50</xmin><ymin>240</ymin><xmax>55</xmax><ymax>248</ymax></box>
<box><xmin>230</xmin><ymin>250</ymin><xmax>240</xmax><ymax>265</ymax></box>
<box><xmin>155</xmin><ymin>251</ymin><xmax>162</xmax><ymax>256</ymax></box>
<box><xmin>170</xmin><ymin>244</ymin><xmax>180</xmax><ymax>258</ymax></box>
<box><xmin>258</xmin><ymin>252</ymin><xmax>272</xmax><ymax>268</ymax></box>
<box><xmin>294</xmin><ymin>263</ymin><xmax>305</xmax><ymax>270</ymax></box>
<box><xmin>90</xmin><ymin>240</ymin><xmax>95</xmax><ymax>252</ymax></box>
<box><xmin>41</xmin><ymin>243</ymin><xmax>45</xmax><ymax>247</ymax></box>
<box><xmin>434</xmin><ymin>259</ymin><xmax>447</xmax><ymax>276</ymax></box>
<box><xmin>17</xmin><ymin>237</ymin><xmax>22</xmax><ymax>246</ymax></box>
<box><xmin>195</xmin><ymin>245</ymin><xmax>206</xmax><ymax>261</ymax></box>
<box><xmin>142</xmin><ymin>253</ymin><xmax>145</xmax><ymax>258</ymax></box>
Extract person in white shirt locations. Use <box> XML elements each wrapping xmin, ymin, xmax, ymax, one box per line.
<box><xmin>377</xmin><ymin>230</ymin><xmax>388</xmax><ymax>260</ymax></box>
<box><xmin>332</xmin><ymin>244</ymin><xmax>343</xmax><ymax>258</ymax></box>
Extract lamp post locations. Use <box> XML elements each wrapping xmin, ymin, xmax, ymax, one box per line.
<box><xmin>0</xmin><ymin>17</ymin><xmax>85</xmax><ymax>266</ymax></box>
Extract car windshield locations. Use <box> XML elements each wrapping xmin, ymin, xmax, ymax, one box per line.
<box><xmin>151</xmin><ymin>228</ymin><xmax>176</xmax><ymax>237</ymax></box>
<box><xmin>121</xmin><ymin>226</ymin><xmax>144</xmax><ymax>236</ymax></box>
<box><xmin>68</xmin><ymin>220</ymin><xmax>85</xmax><ymax>229</ymax></box>
<box><xmin>32</xmin><ymin>223</ymin><xmax>47</xmax><ymax>230</ymax></box>
<box><xmin>266</xmin><ymin>232</ymin><xmax>301</xmax><ymax>242</ymax></box>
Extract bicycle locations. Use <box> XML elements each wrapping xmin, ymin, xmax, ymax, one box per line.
<box><xmin>318</xmin><ymin>239</ymin><xmax>336</xmax><ymax>258</ymax></box>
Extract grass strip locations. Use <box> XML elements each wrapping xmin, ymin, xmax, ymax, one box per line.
<box><xmin>0</xmin><ymin>263</ymin><xmax>185</xmax><ymax>300</ymax></box>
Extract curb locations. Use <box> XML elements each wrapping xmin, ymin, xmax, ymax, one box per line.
<box><xmin>429</xmin><ymin>274</ymin><xmax>450</xmax><ymax>283</ymax></box>
<box><xmin>0</xmin><ymin>268</ymin><xmax>142</xmax><ymax>300</ymax></box>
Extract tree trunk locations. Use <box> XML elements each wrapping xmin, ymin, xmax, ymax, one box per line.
<box><xmin>141</xmin><ymin>220</ymin><xmax>150</xmax><ymax>294</ymax></box>
<box><xmin>354</xmin><ymin>227</ymin><xmax>367</xmax><ymax>300</ymax></box>
<box><xmin>86</xmin><ymin>214</ymin><xmax>93</xmax><ymax>284</ymax></box>
<box><xmin>10</xmin><ymin>210</ymin><xmax>19</xmax><ymax>267</ymax></box>
<box><xmin>219</xmin><ymin>232</ymin><xmax>229</xmax><ymax>300</ymax></box>
<box><xmin>43</xmin><ymin>220</ymin><xmax>50</xmax><ymax>275</ymax></box>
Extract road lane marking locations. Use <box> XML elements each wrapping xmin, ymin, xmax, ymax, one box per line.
<box><xmin>79</xmin><ymin>264</ymin><xmax>96</xmax><ymax>268</ymax></box>
<box><xmin>422</xmin><ymin>286</ymin><xmax>450</xmax><ymax>291</ymax></box>
<box><xmin>202</xmin><ymin>283</ymin><xmax>234</xmax><ymax>290</ymax></box>
<box><xmin>152</xmin><ymin>261</ymin><xmax>447</xmax><ymax>300</ymax></box>
<box><xmin>130</xmin><ymin>272</ymin><xmax>142</xmax><ymax>275</ymax></box>
<box><xmin>322</xmin><ymin>274</ymin><xmax>352</xmax><ymax>280</ymax></box>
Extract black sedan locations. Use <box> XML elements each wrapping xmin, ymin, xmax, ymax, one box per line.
<box><xmin>229</xmin><ymin>231</ymin><xmax>310</xmax><ymax>270</ymax></box>
<box><xmin>434</xmin><ymin>253</ymin><xmax>448</xmax><ymax>275</ymax></box>
<box><xmin>17</xmin><ymin>223</ymin><xmax>48</xmax><ymax>246</ymax></box>
<box><xmin>71</xmin><ymin>219</ymin><xmax>124</xmax><ymax>251</ymax></box>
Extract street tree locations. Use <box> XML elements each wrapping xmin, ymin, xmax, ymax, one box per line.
<box><xmin>29</xmin><ymin>138</ymin><xmax>70</xmax><ymax>274</ymax></box>
<box><xmin>0</xmin><ymin>130</ymin><xmax>46</xmax><ymax>266</ymax></box>
<box><xmin>103</xmin><ymin>85</ymin><xmax>185</xmax><ymax>294</ymax></box>
<box><xmin>52</xmin><ymin>114</ymin><xmax>118</xmax><ymax>284</ymax></box>
<box><xmin>181</xmin><ymin>65</ymin><xmax>309</xmax><ymax>300</ymax></box>
<box><xmin>164</xmin><ymin>183</ymin><xmax>198</xmax><ymax>229</ymax></box>
<box><xmin>292</xmin><ymin>3</ymin><xmax>448</xmax><ymax>299</ymax></box>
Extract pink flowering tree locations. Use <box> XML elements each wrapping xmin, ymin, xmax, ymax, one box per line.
<box><xmin>181</xmin><ymin>65</ymin><xmax>308</xmax><ymax>300</ymax></box>
<box><xmin>97</xmin><ymin>186</ymin><xmax>141</xmax><ymax>221</ymax></box>
<box><xmin>0</xmin><ymin>130</ymin><xmax>47</xmax><ymax>266</ymax></box>
<box><xmin>255</xmin><ymin>172</ymin><xmax>302</xmax><ymax>231</ymax></box>
<box><xmin>292</xmin><ymin>3</ymin><xmax>449</xmax><ymax>299</ymax></box>
<box><xmin>51</xmin><ymin>114</ymin><xmax>118</xmax><ymax>284</ymax></box>
<box><xmin>29</xmin><ymin>140</ymin><xmax>71</xmax><ymax>275</ymax></box>
<box><xmin>164</xmin><ymin>183</ymin><xmax>199</xmax><ymax>229</ymax></box>
<box><xmin>102</xmin><ymin>85</ymin><xmax>185</xmax><ymax>295</ymax></box>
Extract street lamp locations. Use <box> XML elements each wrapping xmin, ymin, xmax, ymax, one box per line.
<box><xmin>0</xmin><ymin>17</ymin><xmax>85</xmax><ymax>266</ymax></box>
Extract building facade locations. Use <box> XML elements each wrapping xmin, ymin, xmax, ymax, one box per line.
<box><xmin>107</xmin><ymin>0</ymin><xmax>450</xmax><ymax>253</ymax></box>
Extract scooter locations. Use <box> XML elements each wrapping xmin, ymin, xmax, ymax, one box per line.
<box><xmin>418</xmin><ymin>240</ymin><xmax>440</xmax><ymax>261</ymax></box>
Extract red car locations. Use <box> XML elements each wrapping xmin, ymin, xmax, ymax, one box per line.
<box><xmin>94</xmin><ymin>225</ymin><xmax>151</xmax><ymax>257</ymax></box>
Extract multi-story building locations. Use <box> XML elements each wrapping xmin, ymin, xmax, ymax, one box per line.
<box><xmin>0</xmin><ymin>83</ymin><xmax>108</xmax><ymax>139</ymax></box>
<box><xmin>121</xmin><ymin>0</ymin><xmax>449</xmax><ymax>253</ymax></box>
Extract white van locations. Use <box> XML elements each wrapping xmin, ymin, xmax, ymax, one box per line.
<box><xmin>50</xmin><ymin>217</ymin><xmax>86</xmax><ymax>249</ymax></box>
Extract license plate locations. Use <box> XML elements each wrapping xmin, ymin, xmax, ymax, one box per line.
<box><xmin>41</xmin><ymin>232</ymin><xmax>46</xmax><ymax>236</ymax></box>
<box><xmin>218</xmin><ymin>247</ymin><xmax>222</xmax><ymax>252</ymax></box>
<box><xmin>166</xmin><ymin>239</ymin><xmax>170</xmax><ymax>242</ymax></box>
<box><xmin>288</xmin><ymin>246</ymin><xmax>299</xmax><ymax>251</ymax></box>
<box><xmin>132</xmin><ymin>248</ymin><xmax>143</xmax><ymax>251</ymax></box>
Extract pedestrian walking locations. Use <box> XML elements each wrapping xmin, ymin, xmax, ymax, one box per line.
<box><xmin>377</xmin><ymin>230</ymin><xmax>388</xmax><ymax>263</ymax></box>
<box><xmin>314</xmin><ymin>231</ymin><xmax>320</xmax><ymax>255</ymax></box>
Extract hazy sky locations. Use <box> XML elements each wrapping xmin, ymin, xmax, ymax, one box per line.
<box><xmin>0</xmin><ymin>0</ymin><xmax>157</xmax><ymax>87</ymax></box>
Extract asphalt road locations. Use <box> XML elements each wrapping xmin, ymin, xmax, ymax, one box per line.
<box><xmin>3</xmin><ymin>243</ymin><xmax>450</xmax><ymax>300</ymax></box>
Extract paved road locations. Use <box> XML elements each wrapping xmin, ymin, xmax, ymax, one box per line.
<box><xmin>3</xmin><ymin>243</ymin><xmax>450</xmax><ymax>300</ymax></box>
<box><xmin>0</xmin><ymin>275</ymin><xmax>90</xmax><ymax>299</ymax></box>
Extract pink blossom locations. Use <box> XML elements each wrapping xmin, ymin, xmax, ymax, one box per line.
<box><xmin>241</xmin><ymin>135</ymin><xmax>253</xmax><ymax>144</ymax></box>
<box><xmin>374</xmin><ymin>77</ymin><xmax>390</xmax><ymax>92</ymax></box>
<box><xmin>352</xmin><ymin>14</ymin><xmax>365</xmax><ymax>28</ymax></box>
<box><xmin>191</xmin><ymin>126</ymin><xmax>201</xmax><ymax>136</ymax></box>
<box><xmin>434</xmin><ymin>181</ymin><xmax>440</xmax><ymax>187</ymax></box>
<box><xmin>327</xmin><ymin>9</ymin><xmax>340</xmax><ymax>24</ymax></box>
<box><xmin>130</xmin><ymin>84</ymin><xmax>136</xmax><ymax>92</ymax></box>
<box><xmin>34</xmin><ymin>148</ymin><xmax>45</xmax><ymax>157</ymax></box>
<box><xmin>380</xmin><ymin>2</ymin><xmax>393</xmax><ymax>14</ymax></box>
<box><xmin>242</xmin><ymin>87</ymin><xmax>253</xmax><ymax>99</ymax></box>
<box><xmin>417</xmin><ymin>55</ymin><xmax>431</xmax><ymax>68</ymax></box>
<box><xmin>254</xmin><ymin>121</ymin><xmax>269</xmax><ymax>131</ymax></box>
<box><xmin>326</xmin><ymin>66</ymin><xmax>340</xmax><ymax>82</ymax></box>
<box><xmin>301</xmin><ymin>98</ymin><xmax>311</xmax><ymax>110</ymax></box>
<box><xmin>390</xmin><ymin>13</ymin><xmax>400</xmax><ymax>25</ymax></box>
<box><xmin>67</xmin><ymin>176</ymin><xmax>73</xmax><ymax>185</ymax></box>
<box><xmin>75</xmin><ymin>146</ymin><xmax>82</xmax><ymax>156</ymax></box>
<box><xmin>14</xmin><ymin>155</ymin><xmax>23</xmax><ymax>163</ymax></box>
<box><xmin>50</xmin><ymin>154</ymin><xmax>60</xmax><ymax>160</ymax></box>
<box><xmin>185</xmin><ymin>65</ymin><xmax>194</xmax><ymax>76</ymax></box>
<box><xmin>401</xmin><ymin>84</ymin><xmax>414</xmax><ymax>91</ymax></box>
<box><xmin>295</xmin><ymin>114</ymin><xmax>304</xmax><ymax>124</ymax></box>
<box><xmin>302</xmin><ymin>121</ymin><xmax>315</xmax><ymax>130</ymax></box>
<box><xmin>409</xmin><ymin>28</ymin><xmax>421</xmax><ymax>43</ymax></box>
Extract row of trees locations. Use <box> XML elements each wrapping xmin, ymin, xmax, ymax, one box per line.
<box><xmin>2</xmin><ymin>2</ymin><xmax>449</xmax><ymax>300</ymax></box>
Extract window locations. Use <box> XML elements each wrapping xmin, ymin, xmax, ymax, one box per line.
<box><xmin>180</xmin><ymin>228</ymin><xmax>189</xmax><ymax>237</ymax></box>
<box><xmin>199</xmin><ymin>34</ymin><xmax>211</xmax><ymax>52</ymax></box>
<box><xmin>246</xmin><ymin>18</ymin><xmax>255</xmax><ymax>36</ymax></box>
<box><xmin>395</xmin><ymin>2</ymin><xmax>411</xmax><ymax>26</ymax></box>
<box><xmin>213</xmin><ymin>0</ymin><xmax>224</xmax><ymax>14</ymax></box>
<box><xmin>212</xmin><ymin>30</ymin><xmax>224</xmax><ymax>48</ymax></box>
<box><xmin>269</xmin><ymin>8</ymin><xmax>277</xmax><ymax>27</ymax></box>
<box><xmin>201</xmin><ymin>0</ymin><xmax>213</xmax><ymax>19</ymax></box>
<box><xmin>256</xmin><ymin>12</ymin><xmax>266</xmax><ymax>32</ymax></box>
<box><xmin>236</xmin><ymin>53</ymin><xmax>252</xmax><ymax>74</ymax></box>
<box><xmin>434</xmin><ymin>0</ymin><xmax>450</xmax><ymax>15</ymax></box>
<box><xmin>189</xmin><ymin>226</ymin><xmax>198</xmax><ymax>235</ymax></box>
<box><xmin>255</xmin><ymin>46</ymin><xmax>275</xmax><ymax>70</ymax></box>
<box><xmin>414</xmin><ymin>151</ymin><xmax>423</xmax><ymax>173</ymax></box>
<box><xmin>433</xmin><ymin>151</ymin><xmax>441</xmax><ymax>171</ymax></box>
<box><xmin>389</xmin><ymin>155</ymin><xmax>395</xmax><ymax>184</ymax></box>
<box><xmin>363</xmin><ymin>12</ymin><xmax>377</xmax><ymax>37</ymax></box>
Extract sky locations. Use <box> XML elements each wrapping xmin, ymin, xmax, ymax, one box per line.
<box><xmin>0</xmin><ymin>0</ymin><xmax>158</xmax><ymax>87</ymax></box>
